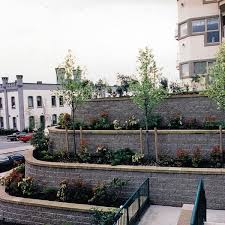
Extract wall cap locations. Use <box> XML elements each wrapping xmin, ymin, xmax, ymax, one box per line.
<box><xmin>26</xmin><ymin>150</ymin><xmax>225</xmax><ymax>175</ymax></box>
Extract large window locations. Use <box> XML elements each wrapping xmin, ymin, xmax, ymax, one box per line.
<box><xmin>52</xmin><ymin>114</ymin><xmax>57</xmax><ymax>125</ymax></box>
<box><xmin>181</xmin><ymin>63</ymin><xmax>189</xmax><ymax>77</ymax></box>
<box><xmin>0</xmin><ymin>98</ymin><xmax>2</xmax><ymax>109</ymax></box>
<box><xmin>37</xmin><ymin>96</ymin><xmax>42</xmax><ymax>107</ymax></box>
<box><xmin>28</xmin><ymin>96</ymin><xmax>34</xmax><ymax>108</ymax></box>
<box><xmin>192</xmin><ymin>19</ymin><xmax>205</xmax><ymax>33</ymax></box>
<box><xmin>180</xmin><ymin>22</ymin><xmax>188</xmax><ymax>38</ymax></box>
<box><xmin>12</xmin><ymin>117</ymin><xmax>17</xmax><ymax>130</ymax></box>
<box><xmin>0</xmin><ymin>117</ymin><xmax>3</xmax><ymax>128</ymax></box>
<box><xmin>206</xmin><ymin>17</ymin><xmax>219</xmax><ymax>44</ymax></box>
<box><xmin>59</xmin><ymin>96</ymin><xmax>64</xmax><ymax>106</ymax></box>
<box><xmin>51</xmin><ymin>96</ymin><xmax>56</xmax><ymax>107</ymax></box>
<box><xmin>194</xmin><ymin>62</ymin><xmax>207</xmax><ymax>75</ymax></box>
<box><xmin>11</xmin><ymin>97</ymin><xmax>15</xmax><ymax>109</ymax></box>
<box><xmin>40</xmin><ymin>115</ymin><xmax>45</xmax><ymax>128</ymax></box>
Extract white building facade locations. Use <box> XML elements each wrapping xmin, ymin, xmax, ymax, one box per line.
<box><xmin>176</xmin><ymin>0</ymin><xmax>225</xmax><ymax>87</ymax></box>
<box><xmin>0</xmin><ymin>75</ymin><xmax>70</xmax><ymax>131</ymax></box>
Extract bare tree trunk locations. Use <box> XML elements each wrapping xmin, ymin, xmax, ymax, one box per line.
<box><xmin>65</xmin><ymin>126</ymin><xmax>69</xmax><ymax>153</ymax></box>
<box><xmin>72</xmin><ymin>103</ymin><xmax>77</xmax><ymax>155</ymax></box>
<box><xmin>144</xmin><ymin>99</ymin><xmax>150</xmax><ymax>158</ymax></box>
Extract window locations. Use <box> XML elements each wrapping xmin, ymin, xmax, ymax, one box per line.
<box><xmin>59</xmin><ymin>96</ymin><xmax>64</xmax><ymax>106</ymax></box>
<box><xmin>0</xmin><ymin>117</ymin><xmax>3</xmax><ymax>128</ymax></box>
<box><xmin>28</xmin><ymin>96</ymin><xmax>34</xmax><ymax>108</ymax></box>
<box><xmin>192</xmin><ymin>20</ymin><xmax>205</xmax><ymax>33</ymax></box>
<box><xmin>180</xmin><ymin>22</ymin><xmax>188</xmax><ymax>38</ymax></box>
<box><xmin>0</xmin><ymin>98</ymin><xmax>2</xmax><ymax>109</ymax></box>
<box><xmin>206</xmin><ymin>17</ymin><xmax>220</xmax><ymax>44</ymax></box>
<box><xmin>12</xmin><ymin>117</ymin><xmax>17</xmax><ymax>130</ymax></box>
<box><xmin>37</xmin><ymin>96</ymin><xmax>42</xmax><ymax>107</ymax></box>
<box><xmin>194</xmin><ymin>62</ymin><xmax>207</xmax><ymax>75</ymax></box>
<box><xmin>51</xmin><ymin>96</ymin><xmax>56</xmax><ymax>107</ymax></box>
<box><xmin>181</xmin><ymin>63</ymin><xmax>189</xmax><ymax>77</ymax></box>
<box><xmin>29</xmin><ymin>116</ymin><xmax>35</xmax><ymax>131</ymax></box>
<box><xmin>11</xmin><ymin>97</ymin><xmax>15</xmax><ymax>109</ymax></box>
<box><xmin>52</xmin><ymin>114</ymin><xmax>57</xmax><ymax>125</ymax></box>
<box><xmin>40</xmin><ymin>115</ymin><xmax>45</xmax><ymax>128</ymax></box>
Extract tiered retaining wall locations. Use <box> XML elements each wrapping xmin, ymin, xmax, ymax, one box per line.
<box><xmin>49</xmin><ymin>128</ymin><xmax>224</xmax><ymax>159</ymax></box>
<box><xmin>26</xmin><ymin>151</ymin><xmax>225</xmax><ymax>210</ymax></box>
<box><xmin>75</xmin><ymin>95</ymin><xmax>225</xmax><ymax>125</ymax></box>
<box><xmin>0</xmin><ymin>185</ymin><xmax>113</xmax><ymax>225</ymax></box>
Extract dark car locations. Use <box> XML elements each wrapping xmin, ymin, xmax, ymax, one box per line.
<box><xmin>0</xmin><ymin>156</ymin><xmax>13</xmax><ymax>172</ymax></box>
<box><xmin>8</xmin><ymin>153</ymin><xmax>25</xmax><ymax>164</ymax></box>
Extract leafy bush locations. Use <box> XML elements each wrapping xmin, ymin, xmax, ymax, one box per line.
<box><xmin>132</xmin><ymin>153</ymin><xmax>145</xmax><ymax>165</ymax></box>
<box><xmin>31</xmin><ymin>128</ymin><xmax>48</xmax><ymax>151</ymax></box>
<box><xmin>89</xmin><ymin>178</ymin><xmax>127</xmax><ymax>207</ymax></box>
<box><xmin>124</xmin><ymin>115</ymin><xmax>140</xmax><ymax>130</ymax></box>
<box><xmin>18</xmin><ymin>177</ymin><xmax>37</xmax><ymax>197</ymax></box>
<box><xmin>91</xmin><ymin>209</ymin><xmax>116</xmax><ymax>225</ymax></box>
<box><xmin>175</xmin><ymin>149</ymin><xmax>190</xmax><ymax>167</ymax></box>
<box><xmin>192</xmin><ymin>147</ymin><xmax>202</xmax><ymax>168</ymax></box>
<box><xmin>91</xmin><ymin>112</ymin><xmax>111</xmax><ymax>130</ymax></box>
<box><xmin>147</xmin><ymin>114</ymin><xmax>162</xmax><ymax>129</ymax></box>
<box><xmin>111</xmin><ymin>148</ymin><xmax>135</xmax><ymax>166</ymax></box>
<box><xmin>168</xmin><ymin>114</ymin><xmax>183</xmax><ymax>129</ymax></box>
<box><xmin>41</xmin><ymin>187</ymin><xmax>58</xmax><ymax>201</ymax></box>
<box><xmin>94</xmin><ymin>146</ymin><xmax>112</xmax><ymax>164</ymax></box>
<box><xmin>210</xmin><ymin>146</ymin><xmax>222</xmax><ymax>167</ymax></box>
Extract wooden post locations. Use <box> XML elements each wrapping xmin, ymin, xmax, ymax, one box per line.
<box><xmin>140</xmin><ymin>128</ymin><xmax>143</xmax><ymax>154</ymax></box>
<box><xmin>154</xmin><ymin>127</ymin><xmax>159</xmax><ymax>162</ymax></box>
<box><xmin>80</xmin><ymin>126</ymin><xmax>83</xmax><ymax>152</ymax></box>
<box><xmin>219</xmin><ymin>125</ymin><xmax>223</xmax><ymax>162</ymax></box>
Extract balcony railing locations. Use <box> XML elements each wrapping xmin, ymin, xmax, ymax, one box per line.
<box><xmin>113</xmin><ymin>178</ymin><xmax>150</xmax><ymax>225</ymax></box>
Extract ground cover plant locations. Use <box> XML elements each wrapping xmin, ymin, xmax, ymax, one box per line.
<box><xmin>1</xmin><ymin>165</ymin><xmax>128</xmax><ymax>208</ymax></box>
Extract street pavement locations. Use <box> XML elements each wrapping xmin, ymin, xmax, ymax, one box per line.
<box><xmin>0</xmin><ymin>136</ymin><xmax>32</xmax><ymax>155</ymax></box>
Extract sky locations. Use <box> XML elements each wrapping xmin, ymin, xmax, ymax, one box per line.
<box><xmin>0</xmin><ymin>0</ymin><xmax>178</xmax><ymax>85</ymax></box>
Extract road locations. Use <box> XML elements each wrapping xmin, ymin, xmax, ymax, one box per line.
<box><xmin>0</xmin><ymin>136</ymin><xmax>32</xmax><ymax>155</ymax></box>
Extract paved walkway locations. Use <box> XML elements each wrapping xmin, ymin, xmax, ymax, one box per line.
<box><xmin>139</xmin><ymin>205</ymin><xmax>181</xmax><ymax>225</ymax></box>
<box><xmin>139</xmin><ymin>205</ymin><xmax>225</xmax><ymax>225</ymax></box>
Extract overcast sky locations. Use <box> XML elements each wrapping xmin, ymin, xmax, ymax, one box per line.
<box><xmin>0</xmin><ymin>0</ymin><xmax>178</xmax><ymax>84</ymax></box>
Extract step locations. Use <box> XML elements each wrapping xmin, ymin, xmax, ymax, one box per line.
<box><xmin>205</xmin><ymin>222</ymin><xmax>225</xmax><ymax>225</ymax></box>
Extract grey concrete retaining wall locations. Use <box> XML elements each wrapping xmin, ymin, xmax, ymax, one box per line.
<box><xmin>0</xmin><ymin>186</ymin><xmax>113</xmax><ymax>225</ymax></box>
<box><xmin>75</xmin><ymin>95</ymin><xmax>225</xmax><ymax>125</ymax></box>
<box><xmin>26</xmin><ymin>151</ymin><xmax>225</xmax><ymax>210</ymax></box>
<box><xmin>49</xmin><ymin>128</ymin><xmax>224</xmax><ymax>159</ymax></box>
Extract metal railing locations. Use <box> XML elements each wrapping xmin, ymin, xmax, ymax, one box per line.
<box><xmin>190</xmin><ymin>179</ymin><xmax>207</xmax><ymax>225</ymax></box>
<box><xmin>113</xmin><ymin>178</ymin><xmax>150</xmax><ymax>225</ymax></box>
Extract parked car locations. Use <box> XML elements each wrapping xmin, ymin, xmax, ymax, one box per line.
<box><xmin>7</xmin><ymin>132</ymin><xmax>27</xmax><ymax>141</ymax></box>
<box><xmin>0</xmin><ymin>154</ymin><xmax>24</xmax><ymax>173</ymax></box>
<box><xmin>0</xmin><ymin>156</ymin><xmax>13</xmax><ymax>172</ymax></box>
<box><xmin>18</xmin><ymin>133</ymin><xmax>33</xmax><ymax>143</ymax></box>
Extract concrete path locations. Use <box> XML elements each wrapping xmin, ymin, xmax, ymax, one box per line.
<box><xmin>208</xmin><ymin>209</ymin><xmax>225</xmax><ymax>223</ymax></box>
<box><xmin>139</xmin><ymin>205</ymin><xmax>181</xmax><ymax>225</ymax></box>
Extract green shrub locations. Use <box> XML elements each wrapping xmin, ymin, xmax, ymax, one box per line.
<box><xmin>94</xmin><ymin>146</ymin><xmax>112</xmax><ymax>164</ymax></box>
<box><xmin>89</xmin><ymin>178</ymin><xmax>127</xmax><ymax>207</ymax></box>
<box><xmin>91</xmin><ymin>209</ymin><xmax>116</xmax><ymax>225</ymax></box>
<box><xmin>18</xmin><ymin>177</ymin><xmax>37</xmax><ymax>197</ymax></box>
<box><xmin>41</xmin><ymin>187</ymin><xmax>58</xmax><ymax>201</ymax></box>
<box><xmin>111</xmin><ymin>148</ymin><xmax>135</xmax><ymax>166</ymax></box>
<box><xmin>31</xmin><ymin>128</ymin><xmax>48</xmax><ymax>151</ymax></box>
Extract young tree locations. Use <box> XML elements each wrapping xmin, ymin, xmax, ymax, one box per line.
<box><xmin>130</xmin><ymin>47</ymin><xmax>168</xmax><ymax>157</ymax></box>
<box><xmin>57</xmin><ymin>50</ymin><xmax>92</xmax><ymax>155</ymax></box>
<box><xmin>206</xmin><ymin>43</ymin><xmax>225</xmax><ymax>110</ymax></box>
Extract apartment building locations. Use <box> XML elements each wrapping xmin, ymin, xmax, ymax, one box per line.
<box><xmin>0</xmin><ymin>75</ymin><xmax>70</xmax><ymax>131</ymax></box>
<box><xmin>176</xmin><ymin>0</ymin><xmax>225</xmax><ymax>87</ymax></box>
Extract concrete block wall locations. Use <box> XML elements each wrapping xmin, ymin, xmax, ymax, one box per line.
<box><xmin>25</xmin><ymin>152</ymin><xmax>225</xmax><ymax>210</ymax></box>
<box><xmin>75</xmin><ymin>95</ymin><xmax>225</xmax><ymax>126</ymax></box>
<box><xmin>49</xmin><ymin>128</ymin><xmax>224</xmax><ymax>159</ymax></box>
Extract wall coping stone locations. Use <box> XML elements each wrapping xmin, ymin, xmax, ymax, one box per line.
<box><xmin>26</xmin><ymin>150</ymin><xmax>225</xmax><ymax>175</ymax></box>
<box><xmin>49</xmin><ymin>127</ymin><xmax>224</xmax><ymax>135</ymax></box>
<box><xmin>86</xmin><ymin>94</ymin><xmax>205</xmax><ymax>103</ymax></box>
<box><xmin>0</xmin><ymin>185</ymin><xmax>114</xmax><ymax>212</ymax></box>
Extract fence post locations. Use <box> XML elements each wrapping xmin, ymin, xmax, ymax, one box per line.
<box><xmin>219</xmin><ymin>125</ymin><xmax>223</xmax><ymax>162</ymax></box>
<box><xmin>140</xmin><ymin>128</ymin><xmax>143</xmax><ymax>154</ymax></box>
<box><xmin>80</xmin><ymin>126</ymin><xmax>83</xmax><ymax>151</ymax></box>
<box><xmin>154</xmin><ymin>128</ymin><xmax>159</xmax><ymax>162</ymax></box>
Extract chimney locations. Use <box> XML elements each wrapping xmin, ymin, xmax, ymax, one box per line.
<box><xmin>16</xmin><ymin>75</ymin><xmax>23</xmax><ymax>87</ymax></box>
<box><xmin>2</xmin><ymin>77</ymin><xmax>8</xmax><ymax>88</ymax></box>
